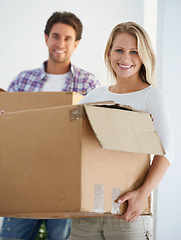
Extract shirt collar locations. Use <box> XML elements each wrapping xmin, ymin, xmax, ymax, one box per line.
<box><xmin>42</xmin><ymin>61</ymin><xmax>75</xmax><ymax>77</ymax></box>
<box><xmin>69</xmin><ymin>64</ymin><xmax>76</xmax><ymax>78</ymax></box>
<box><xmin>41</xmin><ymin>61</ymin><xmax>76</xmax><ymax>85</ymax></box>
<box><xmin>40</xmin><ymin>61</ymin><xmax>47</xmax><ymax>81</ymax></box>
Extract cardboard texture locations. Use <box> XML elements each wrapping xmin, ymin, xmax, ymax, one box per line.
<box><xmin>0</xmin><ymin>94</ymin><xmax>164</xmax><ymax>219</ymax></box>
<box><xmin>84</xmin><ymin>105</ymin><xmax>165</xmax><ymax>155</ymax></box>
<box><xmin>0</xmin><ymin>91</ymin><xmax>83</xmax><ymax>112</ymax></box>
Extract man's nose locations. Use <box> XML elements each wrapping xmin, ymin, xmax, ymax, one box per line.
<box><xmin>57</xmin><ymin>38</ymin><xmax>65</xmax><ymax>48</ymax></box>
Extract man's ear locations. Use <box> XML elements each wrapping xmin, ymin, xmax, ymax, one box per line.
<box><xmin>74</xmin><ymin>40</ymin><xmax>80</xmax><ymax>49</ymax></box>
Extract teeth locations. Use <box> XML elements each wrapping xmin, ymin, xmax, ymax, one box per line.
<box><xmin>119</xmin><ymin>64</ymin><xmax>132</xmax><ymax>68</ymax></box>
<box><xmin>56</xmin><ymin>50</ymin><xmax>64</xmax><ymax>53</ymax></box>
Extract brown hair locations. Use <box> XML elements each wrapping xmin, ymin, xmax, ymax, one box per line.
<box><xmin>44</xmin><ymin>11</ymin><xmax>83</xmax><ymax>41</ymax></box>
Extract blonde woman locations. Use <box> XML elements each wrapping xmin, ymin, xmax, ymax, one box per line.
<box><xmin>69</xmin><ymin>22</ymin><xmax>173</xmax><ymax>240</ymax></box>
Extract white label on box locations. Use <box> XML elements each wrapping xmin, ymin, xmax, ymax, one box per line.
<box><xmin>112</xmin><ymin>188</ymin><xmax>121</xmax><ymax>214</ymax></box>
<box><xmin>94</xmin><ymin>184</ymin><xmax>104</xmax><ymax>213</ymax></box>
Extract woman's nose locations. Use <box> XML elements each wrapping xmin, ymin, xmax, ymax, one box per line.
<box><xmin>121</xmin><ymin>52</ymin><xmax>130</xmax><ymax>61</ymax></box>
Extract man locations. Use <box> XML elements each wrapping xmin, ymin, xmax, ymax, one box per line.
<box><xmin>0</xmin><ymin>11</ymin><xmax>100</xmax><ymax>240</ymax></box>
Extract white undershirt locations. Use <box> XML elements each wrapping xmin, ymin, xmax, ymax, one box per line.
<box><xmin>41</xmin><ymin>72</ymin><xmax>69</xmax><ymax>92</ymax></box>
<box><xmin>79</xmin><ymin>85</ymin><xmax>174</xmax><ymax>164</ymax></box>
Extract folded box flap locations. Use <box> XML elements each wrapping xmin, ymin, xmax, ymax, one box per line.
<box><xmin>84</xmin><ymin>104</ymin><xmax>165</xmax><ymax>155</ymax></box>
<box><xmin>85</xmin><ymin>101</ymin><xmax>134</xmax><ymax>111</ymax></box>
<box><xmin>86</xmin><ymin>101</ymin><xmax>115</xmax><ymax>106</ymax></box>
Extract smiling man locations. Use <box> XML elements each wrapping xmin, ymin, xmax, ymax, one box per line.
<box><xmin>45</xmin><ymin>22</ymin><xmax>79</xmax><ymax>74</ymax></box>
<box><xmin>0</xmin><ymin>11</ymin><xmax>100</xmax><ymax>240</ymax></box>
<box><xmin>6</xmin><ymin>11</ymin><xmax>100</xmax><ymax>95</ymax></box>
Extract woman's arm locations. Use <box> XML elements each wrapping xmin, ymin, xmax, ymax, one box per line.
<box><xmin>115</xmin><ymin>88</ymin><xmax>173</xmax><ymax>222</ymax></box>
<box><xmin>115</xmin><ymin>155</ymin><xmax>170</xmax><ymax>221</ymax></box>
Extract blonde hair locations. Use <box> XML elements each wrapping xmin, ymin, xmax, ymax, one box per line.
<box><xmin>104</xmin><ymin>22</ymin><xmax>156</xmax><ymax>86</ymax></box>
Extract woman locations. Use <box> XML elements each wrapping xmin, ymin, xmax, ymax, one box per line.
<box><xmin>72</xmin><ymin>21</ymin><xmax>173</xmax><ymax>240</ymax></box>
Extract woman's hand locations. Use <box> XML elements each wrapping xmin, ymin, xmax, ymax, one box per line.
<box><xmin>115</xmin><ymin>188</ymin><xmax>148</xmax><ymax>222</ymax></box>
<box><xmin>115</xmin><ymin>155</ymin><xmax>170</xmax><ymax>222</ymax></box>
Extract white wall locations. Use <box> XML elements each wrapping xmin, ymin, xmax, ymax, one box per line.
<box><xmin>0</xmin><ymin>0</ymin><xmax>144</xmax><ymax>90</ymax></box>
<box><xmin>155</xmin><ymin>0</ymin><xmax>181</xmax><ymax>239</ymax></box>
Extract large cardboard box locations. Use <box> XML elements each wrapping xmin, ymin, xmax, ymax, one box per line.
<box><xmin>0</xmin><ymin>94</ymin><xmax>164</xmax><ymax>219</ymax></box>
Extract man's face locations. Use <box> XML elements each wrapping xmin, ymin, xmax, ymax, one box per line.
<box><xmin>45</xmin><ymin>23</ymin><xmax>79</xmax><ymax>65</ymax></box>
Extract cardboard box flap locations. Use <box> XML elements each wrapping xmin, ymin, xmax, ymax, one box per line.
<box><xmin>86</xmin><ymin>101</ymin><xmax>115</xmax><ymax>106</ymax></box>
<box><xmin>84</xmin><ymin>104</ymin><xmax>165</xmax><ymax>155</ymax></box>
<box><xmin>94</xmin><ymin>103</ymin><xmax>133</xmax><ymax>111</ymax></box>
<box><xmin>86</xmin><ymin>101</ymin><xmax>133</xmax><ymax>111</ymax></box>
<box><xmin>0</xmin><ymin>91</ymin><xmax>83</xmax><ymax>112</ymax></box>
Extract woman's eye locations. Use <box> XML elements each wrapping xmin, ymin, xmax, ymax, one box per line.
<box><xmin>131</xmin><ymin>51</ymin><xmax>138</xmax><ymax>54</ymax></box>
<box><xmin>116</xmin><ymin>49</ymin><xmax>123</xmax><ymax>53</ymax></box>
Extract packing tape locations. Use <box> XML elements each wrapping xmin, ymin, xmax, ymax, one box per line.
<box><xmin>112</xmin><ymin>188</ymin><xmax>121</xmax><ymax>214</ymax></box>
<box><xmin>69</xmin><ymin>106</ymin><xmax>83</xmax><ymax>121</ymax></box>
<box><xmin>94</xmin><ymin>184</ymin><xmax>104</xmax><ymax>213</ymax></box>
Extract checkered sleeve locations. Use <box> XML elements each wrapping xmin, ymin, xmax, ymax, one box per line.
<box><xmin>8</xmin><ymin>75</ymin><xmax>22</xmax><ymax>92</ymax></box>
<box><xmin>71</xmin><ymin>67</ymin><xmax>101</xmax><ymax>96</ymax></box>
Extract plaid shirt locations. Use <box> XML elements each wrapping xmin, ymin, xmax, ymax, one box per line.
<box><xmin>8</xmin><ymin>61</ymin><xmax>100</xmax><ymax>95</ymax></box>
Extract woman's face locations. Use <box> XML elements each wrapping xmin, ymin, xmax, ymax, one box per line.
<box><xmin>109</xmin><ymin>33</ymin><xmax>142</xmax><ymax>81</ymax></box>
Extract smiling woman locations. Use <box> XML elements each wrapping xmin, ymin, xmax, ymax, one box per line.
<box><xmin>108</xmin><ymin>33</ymin><xmax>143</xmax><ymax>91</ymax></box>
<box><xmin>69</xmin><ymin>21</ymin><xmax>173</xmax><ymax>240</ymax></box>
<box><xmin>105</xmin><ymin>22</ymin><xmax>155</xmax><ymax>88</ymax></box>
